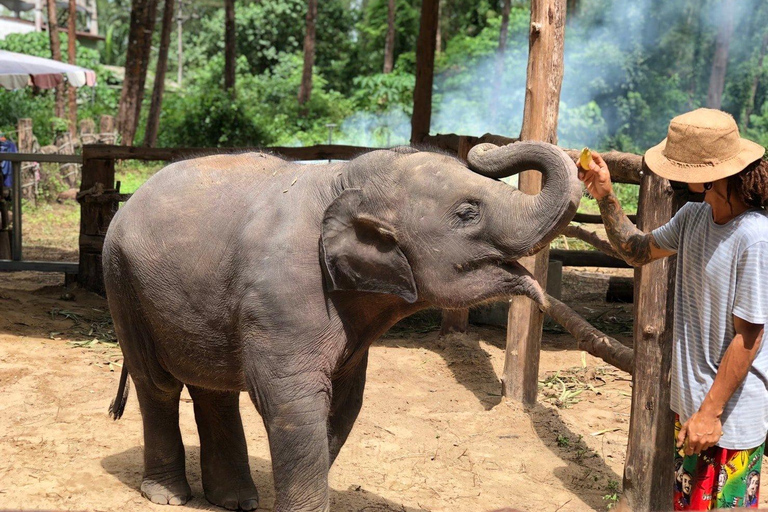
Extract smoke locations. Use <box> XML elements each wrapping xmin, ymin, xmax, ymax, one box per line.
<box><xmin>335</xmin><ymin>0</ymin><xmax>766</xmax><ymax>152</ymax></box>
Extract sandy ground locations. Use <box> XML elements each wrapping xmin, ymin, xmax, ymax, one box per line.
<box><xmin>0</xmin><ymin>269</ymin><xmax>766</xmax><ymax>512</ymax></box>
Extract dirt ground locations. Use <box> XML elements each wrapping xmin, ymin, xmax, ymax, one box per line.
<box><xmin>0</xmin><ymin>267</ymin><xmax>766</xmax><ymax>512</ymax></box>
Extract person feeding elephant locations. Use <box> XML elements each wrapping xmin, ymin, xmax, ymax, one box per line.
<box><xmin>579</xmin><ymin>108</ymin><xmax>768</xmax><ymax>510</ymax></box>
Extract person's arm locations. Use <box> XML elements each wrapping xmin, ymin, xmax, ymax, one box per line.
<box><xmin>578</xmin><ymin>152</ymin><xmax>674</xmax><ymax>266</ymax></box>
<box><xmin>677</xmin><ymin>317</ymin><xmax>765</xmax><ymax>455</ymax></box>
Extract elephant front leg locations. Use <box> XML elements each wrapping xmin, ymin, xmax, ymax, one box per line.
<box><xmin>250</xmin><ymin>374</ymin><xmax>332</xmax><ymax>512</ymax></box>
<box><xmin>328</xmin><ymin>350</ymin><xmax>369</xmax><ymax>466</ymax></box>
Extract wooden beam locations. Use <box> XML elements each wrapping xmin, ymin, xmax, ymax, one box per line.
<box><xmin>410</xmin><ymin>0</ymin><xmax>439</xmax><ymax>144</ymax></box>
<box><xmin>81</xmin><ymin>144</ymin><xmax>377</xmax><ymax>162</ymax></box>
<box><xmin>77</xmin><ymin>150</ymin><xmax>116</xmax><ymax>295</ymax></box>
<box><xmin>619</xmin><ymin>162</ymin><xmax>680</xmax><ymax>512</ymax></box>
<box><xmin>573</xmin><ymin>212</ymin><xmax>637</xmax><ymax>224</ymax></box>
<box><xmin>541</xmin><ymin>293</ymin><xmax>633</xmax><ymax>374</ymax></box>
<box><xmin>502</xmin><ymin>0</ymin><xmax>567</xmax><ymax>405</ymax></box>
<box><xmin>549</xmin><ymin>249</ymin><xmax>630</xmax><ymax>268</ymax></box>
<box><xmin>440</xmin><ymin>136</ymin><xmax>474</xmax><ymax>335</ymax></box>
<box><xmin>561</xmin><ymin>225</ymin><xmax>618</xmax><ymax>259</ymax></box>
<box><xmin>423</xmin><ymin>134</ymin><xmax>643</xmax><ymax>184</ymax></box>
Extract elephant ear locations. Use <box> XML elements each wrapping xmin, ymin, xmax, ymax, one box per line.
<box><xmin>321</xmin><ymin>188</ymin><xmax>418</xmax><ymax>303</ymax></box>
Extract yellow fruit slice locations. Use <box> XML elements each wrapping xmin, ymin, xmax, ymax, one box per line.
<box><xmin>579</xmin><ymin>147</ymin><xmax>592</xmax><ymax>170</ymax></box>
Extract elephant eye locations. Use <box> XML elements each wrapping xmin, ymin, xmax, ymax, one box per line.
<box><xmin>455</xmin><ymin>201</ymin><xmax>481</xmax><ymax>225</ymax></box>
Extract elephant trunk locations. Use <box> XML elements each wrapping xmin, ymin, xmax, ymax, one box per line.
<box><xmin>467</xmin><ymin>141</ymin><xmax>582</xmax><ymax>259</ymax></box>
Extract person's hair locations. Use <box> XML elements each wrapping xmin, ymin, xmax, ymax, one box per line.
<box><xmin>727</xmin><ymin>158</ymin><xmax>768</xmax><ymax>209</ymax></box>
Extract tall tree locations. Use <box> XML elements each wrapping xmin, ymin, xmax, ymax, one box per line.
<box><xmin>410</xmin><ymin>0</ymin><xmax>439</xmax><ymax>144</ymax></box>
<box><xmin>224</xmin><ymin>0</ymin><xmax>236</xmax><ymax>94</ymax></box>
<box><xmin>67</xmin><ymin>0</ymin><xmax>77</xmax><ymax>134</ymax></box>
<box><xmin>706</xmin><ymin>0</ymin><xmax>734</xmax><ymax>110</ymax></box>
<box><xmin>117</xmin><ymin>0</ymin><xmax>159</xmax><ymax>146</ymax></box>
<box><xmin>297</xmin><ymin>0</ymin><xmax>317</xmax><ymax>111</ymax></box>
<box><xmin>383</xmin><ymin>0</ymin><xmax>395</xmax><ymax>73</ymax></box>
<box><xmin>744</xmin><ymin>30</ymin><xmax>768</xmax><ymax>127</ymax></box>
<box><xmin>46</xmin><ymin>0</ymin><xmax>66</xmax><ymax>119</ymax></box>
<box><xmin>490</xmin><ymin>0</ymin><xmax>511</xmax><ymax>125</ymax></box>
<box><xmin>144</xmin><ymin>0</ymin><xmax>176</xmax><ymax>147</ymax></box>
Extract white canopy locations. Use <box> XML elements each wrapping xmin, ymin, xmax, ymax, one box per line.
<box><xmin>0</xmin><ymin>49</ymin><xmax>96</xmax><ymax>90</ymax></box>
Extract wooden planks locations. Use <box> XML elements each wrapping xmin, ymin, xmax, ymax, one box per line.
<box><xmin>501</xmin><ymin>0</ymin><xmax>567</xmax><ymax>404</ymax></box>
<box><xmin>619</xmin><ymin>162</ymin><xmax>681</xmax><ymax>512</ymax></box>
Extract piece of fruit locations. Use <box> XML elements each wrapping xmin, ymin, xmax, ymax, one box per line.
<box><xmin>579</xmin><ymin>147</ymin><xmax>592</xmax><ymax>170</ymax></box>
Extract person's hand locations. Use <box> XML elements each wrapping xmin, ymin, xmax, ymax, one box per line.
<box><xmin>676</xmin><ymin>410</ymin><xmax>723</xmax><ymax>456</ymax></box>
<box><xmin>577</xmin><ymin>151</ymin><xmax>614</xmax><ymax>201</ymax></box>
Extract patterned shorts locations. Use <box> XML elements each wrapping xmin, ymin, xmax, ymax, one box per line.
<box><xmin>674</xmin><ymin>415</ymin><xmax>764</xmax><ymax>510</ymax></box>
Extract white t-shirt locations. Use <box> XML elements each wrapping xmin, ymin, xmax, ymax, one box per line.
<box><xmin>652</xmin><ymin>202</ymin><xmax>768</xmax><ymax>449</ymax></box>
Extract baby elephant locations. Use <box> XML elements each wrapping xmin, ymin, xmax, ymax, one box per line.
<box><xmin>104</xmin><ymin>142</ymin><xmax>580</xmax><ymax>511</ymax></box>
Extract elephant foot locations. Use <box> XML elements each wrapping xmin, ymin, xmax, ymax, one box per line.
<box><xmin>140</xmin><ymin>476</ymin><xmax>192</xmax><ymax>506</ymax></box>
<box><xmin>204</xmin><ymin>480</ymin><xmax>259</xmax><ymax>511</ymax></box>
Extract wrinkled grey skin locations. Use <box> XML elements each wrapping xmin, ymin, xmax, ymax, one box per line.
<box><xmin>103</xmin><ymin>141</ymin><xmax>581</xmax><ymax>512</ymax></box>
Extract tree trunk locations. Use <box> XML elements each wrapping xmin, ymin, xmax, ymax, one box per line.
<box><xmin>744</xmin><ymin>30</ymin><xmax>768</xmax><ymax>127</ymax></box>
<box><xmin>498</xmin><ymin>0</ymin><xmax>511</xmax><ymax>53</ymax></box>
<box><xmin>502</xmin><ymin>0</ymin><xmax>566</xmax><ymax>405</ymax></box>
<box><xmin>46</xmin><ymin>0</ymin><xmax>66</xmax><ymax>119</ymax></box>
<box><xmin>410</xmin><ymin>0</ymin><xmax>439</xmax><ymax>143</ymax></box>
<box><xmin>706</xmin><ymin>0</ymin><xmax>734</xmax><ymax>110</ymax></box>
<box><xmin>435</xmin><ymin>0</ymin><xmax>441</xmax><ymax>55</ymax></box>
<box><xmin>566</xmin><ymin>0</ymin><xmax>578</xmax><ymax>19</ymax></box>
<box><xmin>144</xmin><ymin>0</ymin><xmax>175</xmax><ymax>147</ymax></box>
<box><xmin>383</xmin><ymin>0</ymin><xmax>396</xmax><ymax>73</ymax></box>
<box><xmin>67</xmin><ymin>0</ymin><xmax>77</xmax><ymax>134</ymax></box>
<box><xmin>490</xmin><ymin>0</ymin><xmax>511</xmax><ymax>124</ymax></box>
<box><xmin>224</xmin><ymin>0</ymin><xmax>236</xmax><ymax>94</ymax></box>
<box><xmin>117</xmin><ymin>0</ymin><xmax>159</xmax><ymax>146</ymax></box>
<box><xmin>297</xmin><ymin>0</ymin><xmax>317</xmax><ymax>111</ymax></box>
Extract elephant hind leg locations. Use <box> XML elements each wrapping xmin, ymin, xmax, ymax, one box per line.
<box><xmin>106</xmin><ymin>277</ymin><xmax>190</xmax><ymax>506</ymax></box>
<box><xmin>187</xmin><ymin>385</ymin><xmax>259</xmax><ymax>511</ymax></box>
<box><xmin>134</xmin><ymin>378</ymin><xmax>191</xmax><ymax>506</ymax></box>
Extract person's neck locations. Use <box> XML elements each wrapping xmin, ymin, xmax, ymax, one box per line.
<box><xmin>705</xmin><ymin>182</ymin><xmax>751</xmax><ymax>224</ymax></box>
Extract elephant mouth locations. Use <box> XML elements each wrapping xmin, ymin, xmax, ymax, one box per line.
<box><xmin>458</xmin><ymin>257</ymin><xmax>547</xmax><ymax>306</ymax></box>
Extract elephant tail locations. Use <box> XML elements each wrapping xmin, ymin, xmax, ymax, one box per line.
<box><xmin>108</xmin><ymin>364</ymin><xmax>130</xmax><ymax>420</ymax></box>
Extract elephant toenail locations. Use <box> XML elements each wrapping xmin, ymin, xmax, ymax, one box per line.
<box><xmin>150</xmin><ymin>494</ymin><xmax>168</xmax><ymax>505</ymax></box>
<box><xmin>242</xmin><ymin>498</ymin><xmax>259</xmax><ymax>510</ymax></box>
<box><xmin>223</xmin><ymin>499</ymin><xmax>239</xmax><ymax>510</ymax></box>
<box><xmin>168</xmin><ymin>496</ymin><xmax>184</xmax><ymax>505</ymax></box>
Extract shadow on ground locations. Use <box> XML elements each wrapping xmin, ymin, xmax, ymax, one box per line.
<box><xmin>102</xmin><ymin>445</ymin><xmax>426</xmax><ymax>511</ymax></box>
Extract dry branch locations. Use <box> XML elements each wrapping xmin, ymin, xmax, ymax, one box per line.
<box><xmin>562</xmin><ymin>225</ymin><xmax>619</xmax><ymax>259</ymax></box>
<box><xmin>541</xmin><ymin>293</ymin><xmax>634</xmax><ymax>375</ymax></box>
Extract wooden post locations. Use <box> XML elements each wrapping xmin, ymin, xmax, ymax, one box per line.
<box><xmin>619</xmin><ymin>163</ymin><xmax>680</xmax><ymax>511</ymax></box>
<box><xmin>78</xmin><ymin>148</ymin><xmax>116</xmax><ymax>294</ymax></box>
<box><xmin>440</xmin><ymin>136</ymin><xmax>474</xmax><ymax>335</ymax></box>
<box><xmin>410</xmin><ymin>0</ymin><xmax>439</xmax><ymax>144</ymax></box>
<box><xmin>99</xmin><ymin>115</ymin><xmax>116</xmax><ymax>144</ymax></box>
<box><xmin>17</xmin><ymin>118</ymin><xmax>33</xmax><ymax>152</ymax></box>
<box><xmin>501</xmin><ymin>0</ymin><xmax>566</xmax><ymax>404</ymax></box>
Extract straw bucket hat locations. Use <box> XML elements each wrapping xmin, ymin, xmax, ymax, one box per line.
<box><xmin>644</xmin><ymin>108</ymin><xmax>765</xmax><ymax>183</ymax></box>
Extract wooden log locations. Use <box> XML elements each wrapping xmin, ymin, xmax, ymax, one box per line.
<box><xmin>541</xmin><ymin>293</ymin><xmax>634</xmax><ymax>374</ymax></box>
<box><xmin>410</xmin><ymin>0</ymin><xmax>439</xmax><ymax>144</ymax></box>
<box><xmin>573</xmin><ymin>212</ymin><xmax>637</xmax><ymax>224</ymax></box>
<box><xmin>99</xmin><ymin>115</ymin><xmax>117</xmax><ymax>145</ymax></box>
<box><xmin>81</xmin><ymin>144</ymin><xmax>377</xmax><ymax>162</ymax></box>
<box><xmin>619</xmin><ymin>162</ymin><xmax>681</xmax><ymax>512</ymax></box>
<box><xmin>562</xmin><ymin>225</ymin><xmax>619</xmax><ymax>259</ymax></box>
<box><xmin>17</xmin><ymin>118</ymin><xmax>34</xmax><ymax>153</ymax></box>
<box><xmin>77</xmin><ymin>152</ymin><xmax>116</xmax><ymax>295</ymax></box>
<box><xmin>440</xmin><ymin>136</ymin><xmax>475</xmax><ymax>334</ymax></box>
<box><xmin>502</xmin><ymin>0</ymin><xmax>567</xmax><ymax>405</ymax></box>
<box><xmin>423</xmin><ymin>133</ymin><xmax>642</xmax><ymax>184</ymax></box>
<box><xmin>549</xmin><ymin>249</ymin><xmax>629</xmax><ymax>268</ymax></box>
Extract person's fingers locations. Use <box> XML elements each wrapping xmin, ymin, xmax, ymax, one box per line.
<box><xmin>592</xmin><ymin>151</ymin><xmax>607</xmax><ymax>167</ymax></box>
<box><xmin>676</xmin><ymin>423</ymin><xmax>688</xmax><ymax>448</ymax></box>
<box><xmin>589</xmin><ymin>161</ymin><xmax>602</xmax><ymax>175</ymax></box>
